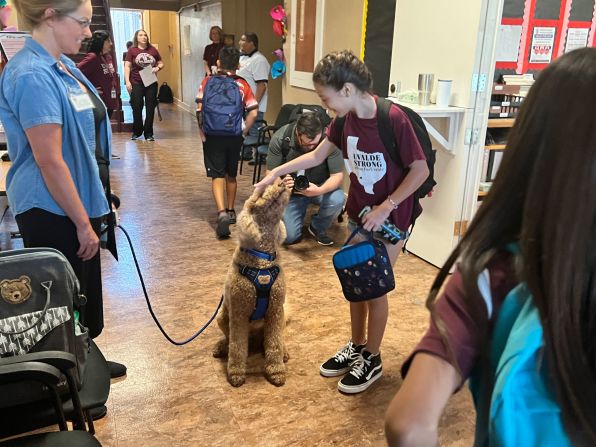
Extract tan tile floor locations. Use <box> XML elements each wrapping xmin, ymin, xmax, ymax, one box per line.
<box><xmin>0</xmin><ymin>104</ymin><xmax>475</xmax><ymax>446</ymax></box>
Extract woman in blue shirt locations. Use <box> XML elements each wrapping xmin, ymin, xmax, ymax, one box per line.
<box><xmin>0</xmin><ymin>0</ymin><xmax>125</xmax><ymax>381</ymax></box>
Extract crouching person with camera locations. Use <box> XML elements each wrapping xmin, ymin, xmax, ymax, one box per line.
<box><xmin>266</xmin><ymin>113</ymin><xmax>344</xmax><ymax>246</ymax></box>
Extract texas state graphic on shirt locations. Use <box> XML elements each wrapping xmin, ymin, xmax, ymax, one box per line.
<box><xmin>345</xmin><ymin>136</ymin><xmax>387</xmax><ymax>194</ymax></box>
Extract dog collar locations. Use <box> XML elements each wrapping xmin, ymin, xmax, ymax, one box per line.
<box><xmin>240</xmin><ymin>247</ymin><xmax>276</xmax><ymax>262</ymax></box>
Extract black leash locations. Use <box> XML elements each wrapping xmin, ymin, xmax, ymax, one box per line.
<box><xmin>117</xmin><ymin>224</ymin><xmax>223</xmax><ymax>345</ymax></box>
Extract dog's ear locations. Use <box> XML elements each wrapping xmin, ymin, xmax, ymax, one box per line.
<box><xmin>236</xmin><ymin>209</ymin><xmax>262</xmax><ymax>244</ymax></box>
<box><xmin>244</xmin><ymin>187</ymin><xmax>264</xmax><ymax>211</ymax></box>
<box><xmin>277</xmin><ymin>221</ymin><xmax>287</xmax><ymax>245</ymax></box>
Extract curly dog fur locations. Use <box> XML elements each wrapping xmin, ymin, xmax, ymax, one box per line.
<box><xmin>213</xmin><ymin>183</ymin><xmax>291</xmax><ymax>387</ymax></box>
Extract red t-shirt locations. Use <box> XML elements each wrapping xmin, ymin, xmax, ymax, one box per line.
<box><xmin>327</xmin><ymin>99</ymin><xmax>426</xmax><ymax>231</ymax></box>
<box><xmin>401</xmin><ymin>252</ymin><xmax>518</xmax><ymax>389</ymax></box>
<box><xmin>197</xmin><ymin>73</ymin><xmax>258</xmax><ymax>112</ymax></box>
<box><xmin>77</xmin><ymin>53</ymin><xmax>120</xmax><ymax>110</ymax></box>
<box><xmin>125</xmin><ymin>46</ymin><xmax>162</xmax><ymax>85</ymax></box>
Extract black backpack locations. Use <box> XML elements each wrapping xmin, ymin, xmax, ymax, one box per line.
<box><xmin>335</xmin><ymin>96</ymin><xmax>436</xmax><ymax>227</ymax></box>
<box><xmin>158</xmin><ymin>82</ymin><xmax>174</xmax><ymax>103</ymax></box>
<box><xmin>287</xmin><ymin>104</ymin><xmax>332</xmax><ymax>128</ymax></box>
<box><xmin>279</xmin><ymin>104</ymin><xmax>332</xmax><ymax>161</ymax></box>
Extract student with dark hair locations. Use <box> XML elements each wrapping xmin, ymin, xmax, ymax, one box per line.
<box><xmin>124</xmin><ymin>29</ymin><xmax>164</xmax><ymax>141</ymax></box>
<box><xmin>256</xmin><ymin>50</ymin><xmax>428</xmax><ymax>394</ymax></box>
<box><xmin>196</xmin><ymin>46</ymin><xmax>258</xmax><ymax>239</ymax></box>
<box><xmin>384</xmin><ymin>48</ymin><xmax>596</xmax><ymax>446</ymax></box>
<box><xmin>78</xmin><ymin>29</ymin><xmax>119</xmax><ymax>117</ymax></box>
<box><xmin>238</xmin><ymin>32</ymin><xmax>270</xmax><ymax>161</ymax></box>
<box><xmin>122</xmin><ymin>40</ymin><xmax>132</xmax><ymax>62</ymax></box>
<box><xmin>266</xmin><ymin>112</ymin><xmax>344</xmax><ymax>246</ymax></box>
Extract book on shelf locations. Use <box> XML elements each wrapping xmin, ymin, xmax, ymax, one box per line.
<box><xmin>502</xmin><ymin>74</ymin><xmax>534</xmax><ymax>86</ymax></box>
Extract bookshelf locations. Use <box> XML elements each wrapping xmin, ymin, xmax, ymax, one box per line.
<box><xmin>478</xmin><ymin>84</ymin><xmax>526</xmax><ymax>198</ymax></box>
<box><xmin>487</xmin><ymin>118</ymin><xmax>515</xmax><ymax>128</ymax></box>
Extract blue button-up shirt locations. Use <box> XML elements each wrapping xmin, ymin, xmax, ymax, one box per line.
<box><xmin>0</xmin><ymin>37</ymin><xmax>110</xmax><ymax>218</ymax></box>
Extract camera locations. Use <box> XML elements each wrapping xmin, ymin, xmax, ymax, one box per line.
<box><xmin>290</xmin><ymin>173</ymin><xmax>309</xmax><ymax>192</ymax></box>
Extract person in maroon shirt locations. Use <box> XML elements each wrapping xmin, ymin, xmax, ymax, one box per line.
<box><xmin>78</xmin><ymin>30</ymin><xmax>120</xmax><ymax>118</ymax></box>
<box><xmin>203</xmin><ymin>25</ymin><xmax>223</xmax><ymax>78</ymax></box>
<box><xmin>384</xmin><ymin>48</ymin><xmax>596</xmax><ymax>446</ymax></box>
<box><xmin>255</xmin><ymin>50</ymin><xmax>428</xmax><ymax>394</ymax></box>
<box><xmin>124</xmin><ymin>29</ymin><xmax>164</xmax><ymax>141</ymax></box>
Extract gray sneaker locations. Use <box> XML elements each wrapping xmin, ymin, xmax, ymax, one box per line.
<box><xmin>308</xmin><ymin>224</ymin><xmax>334</xmax><ymax>246</ymax></box>
<box><xmin>216</xmin><ymin>213</ymin><xmax>230</xmax><ymax>239</ymax></box>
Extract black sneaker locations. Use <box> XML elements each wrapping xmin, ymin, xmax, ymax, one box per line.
<box><xmin>216</xmin><ymin>213</ymin><xmax>230</xmax><ymax>239</ymax></box>
<box><xmin>338</xmin><ymin>350</ymin><xmax>382</xmax><ymax>394</ymax></box>
<box><xmin>146</xmin><ymin>136</ymin><xmax>155</xmax><ymax>141</ymax></box>
<box><xmin>308</xmin><ymin>224</ymin><xmax>334</xmax><ymax>246</ymax></box>
<box><xmin>320</xmin><ymin>341</ymin><xmax>364</xmax><ymax>377</ymax></box>
<box><xmin>131</xmin><ymin>134</ymin><xmax>142</xmax><ymax>140</ymax></box>
<box><xmin>227</xmin><ymin>209</ymin><xmax>236</xmax><ymax>224</ymax></box>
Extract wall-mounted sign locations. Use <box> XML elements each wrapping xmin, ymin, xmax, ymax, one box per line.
<box><xmin>529</xmin><ymin>26</ymin><xmax>555</xmax><ymax>63</ymax></box>
<box><xmin>564</xmin><ymin>28</ymin><xmax>589</xmax><ymax>53</ymax></box>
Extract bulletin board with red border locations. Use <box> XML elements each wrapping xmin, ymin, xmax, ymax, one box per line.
<box><xmin>495</xmin><ymin>0</ymin><xmax>596</xmax><ymax>75</ymax></box>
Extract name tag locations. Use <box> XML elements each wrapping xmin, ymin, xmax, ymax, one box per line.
<box><xmin>69</xmin><ymin>92</ymin><xmax>94</xmax><ymax>112</ymax></box>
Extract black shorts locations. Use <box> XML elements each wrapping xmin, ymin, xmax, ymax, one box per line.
<box><xmin>203</xmin><ymin>135</ymin><xmax>243</xmax><ymax>178</ymax></box>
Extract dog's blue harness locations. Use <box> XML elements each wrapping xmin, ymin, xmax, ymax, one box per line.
<box><xmin>237</xmin><ymin>248</ymin><xmax>280</xmax><ymax>321</ymax></box>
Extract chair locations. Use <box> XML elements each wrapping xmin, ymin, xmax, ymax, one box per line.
<box><xmin>239</xmin><ymin>118</ymin><xmax>267</xmax><ymax>175</ymax></box>
<box><xmin>0</xmin><ymin>354</ymin><xmax>103</xmax><ymax>446</ymax></box>
<box><xmin>244</xmin><ymin>104</ymin><xmax>301</xmax><ymax>182</ymax></box>
<box><xmin>0</xmin><ymin>341</ymin><xmax>110</xmax><ymax>438</ymax></box>
<box><xmin>239</xmin><ymin>104</ymin><xmax>298</xmax><ymax>176</ymax></box>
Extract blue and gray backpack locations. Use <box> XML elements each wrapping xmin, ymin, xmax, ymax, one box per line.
<box><xmin>469</xmin><ymin>261</ymin><xmax>570</xmax><ymax>446</ymax></box>
<box><xmin>202</xmin><ymin>75</ymin><xmax>243</xmax><ymax>136</ymax></box>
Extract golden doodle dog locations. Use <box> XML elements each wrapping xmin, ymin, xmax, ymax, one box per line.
<box><xmin>213</xmin><ymin>183</ymin><xmax>291</xmax><ymax>387</ymax></box>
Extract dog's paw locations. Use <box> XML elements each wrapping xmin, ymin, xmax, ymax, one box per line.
<box><xmin>265</xmin><ymin>363</ymin><xmax>286</xmax><ymax>386</ymax></box>
<box><xmin>266</xmin><ymin>370</ymin><xmax>286</xmax><ymax>387</ymax></box>
<box><xmin>227</xmin><ymin>373</ymin><xmax>246</xmax><ymax>387</ymax></box>
<box><xmin>212</xmin><ymin>339</ymin><xmax>228</xmax><ymax>358</ymax></box>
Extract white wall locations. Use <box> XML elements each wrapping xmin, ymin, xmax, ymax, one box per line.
<box><xmin>179</xmin><ymin>2</ymin><xmax>221</xmax><ymax>109</ymax></box>
<box><xmin>390</xmin><ymin>0</ymin><xmax>486</xmax><ymax>267</ymax></box>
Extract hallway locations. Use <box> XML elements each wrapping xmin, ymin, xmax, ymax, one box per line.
<box><xmin>0</xmin><ymin>105</ymin><xmax>475</xmax><ymax>446</ymax></box>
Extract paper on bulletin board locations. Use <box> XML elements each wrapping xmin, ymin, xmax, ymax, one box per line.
<box><xmin>564</xmin><ymin>28</ymin><xmax>589</xmax><ymax>53</ymax></box>
<box><xmin>0</xmin><ymin>32</ymin><xmax>30</xmax><ymax>61</ymax></box>
<box><xmin>495</xmin><ymin>25</ymin><xmax>523</xmax><ymax>62</ymax></box>
<box><xmin>529</xmin><ymin>27</ymin><xmax>555</xmax><ymax>63</ymax></box>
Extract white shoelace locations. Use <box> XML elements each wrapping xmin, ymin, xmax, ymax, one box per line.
<box><xmin>334</xmin><ymin>342</ymin><xmax>356</xmax><ymax>363</ymax></box>
<box><xmin>349</xmin><ymin>354</ymin><xmax>370</xmax><ymax>378</ymax></box>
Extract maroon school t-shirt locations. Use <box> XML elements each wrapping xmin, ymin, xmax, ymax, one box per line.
<box><xmin>327</xmin><ymin>99</ymin><xmax>426</xmax><ymax>231</ymax></box>
<box><xmin>401</xmin><ymin>252</ymin><xmax>518</xmax><ymax>388</ymax></box>
<box><xmin>125</xmin><ymin>46</ymin><xmax>162</xmax><ymax>85</ymax></box>
<box><xmin>77</xmin><ymin>53</ymin><xmax>119</xmax><ymax>110</ymax></box>
<box><xmin>203</xmin><ymin>42</ymin><xmax>224</xmax><ymax>70</ymax></box>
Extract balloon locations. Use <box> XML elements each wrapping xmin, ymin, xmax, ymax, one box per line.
<box><xmin>270</xmin><ymin>4</ymin><xmax>286</xmax><ymax>21</ymax></box>
<box><xmin>271</xmin><ymin>60</ymin><xmax>286</xmax><ymax>79</ymax></box>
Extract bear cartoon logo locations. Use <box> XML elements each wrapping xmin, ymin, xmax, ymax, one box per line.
<box><xmin>0</xmin><ymin>276</ymin><xmax>33</xmax><ymax>305</ymax></box>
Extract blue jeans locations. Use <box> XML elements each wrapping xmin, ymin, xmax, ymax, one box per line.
<box><xmin>243</xmin><ymin>111</ymin><xmax>264</xmax><ymax>158</ymax></box>
<box><xmin>283</xmin><ymin>188</ymin><xmax>345</xmax><ymax>244</ymax></box>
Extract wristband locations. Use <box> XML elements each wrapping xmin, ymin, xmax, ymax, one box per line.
<box><xmin>387</xmin><ymin>196</ymin><xmax>399</xmax><ymax>210</ymax></box>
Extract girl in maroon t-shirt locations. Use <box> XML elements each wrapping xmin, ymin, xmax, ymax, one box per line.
<box><xmin>385</xmin><ymin>49</ymin><xmax>596</xmax><ymax>446</ymax></box>
<box><xmin>124</xmin><ymin>29</ymin><xmax>164</xmax><ymax>141</ymax></box>
<box><xmin>78</xmin><ymin>30</ymin><xmax>120</xmax><ymax>117</ymax></box>
<box><xmin>256</xmin><ymin>50</ymin><xmax>428</xmax><ymax>394</ymax></box>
